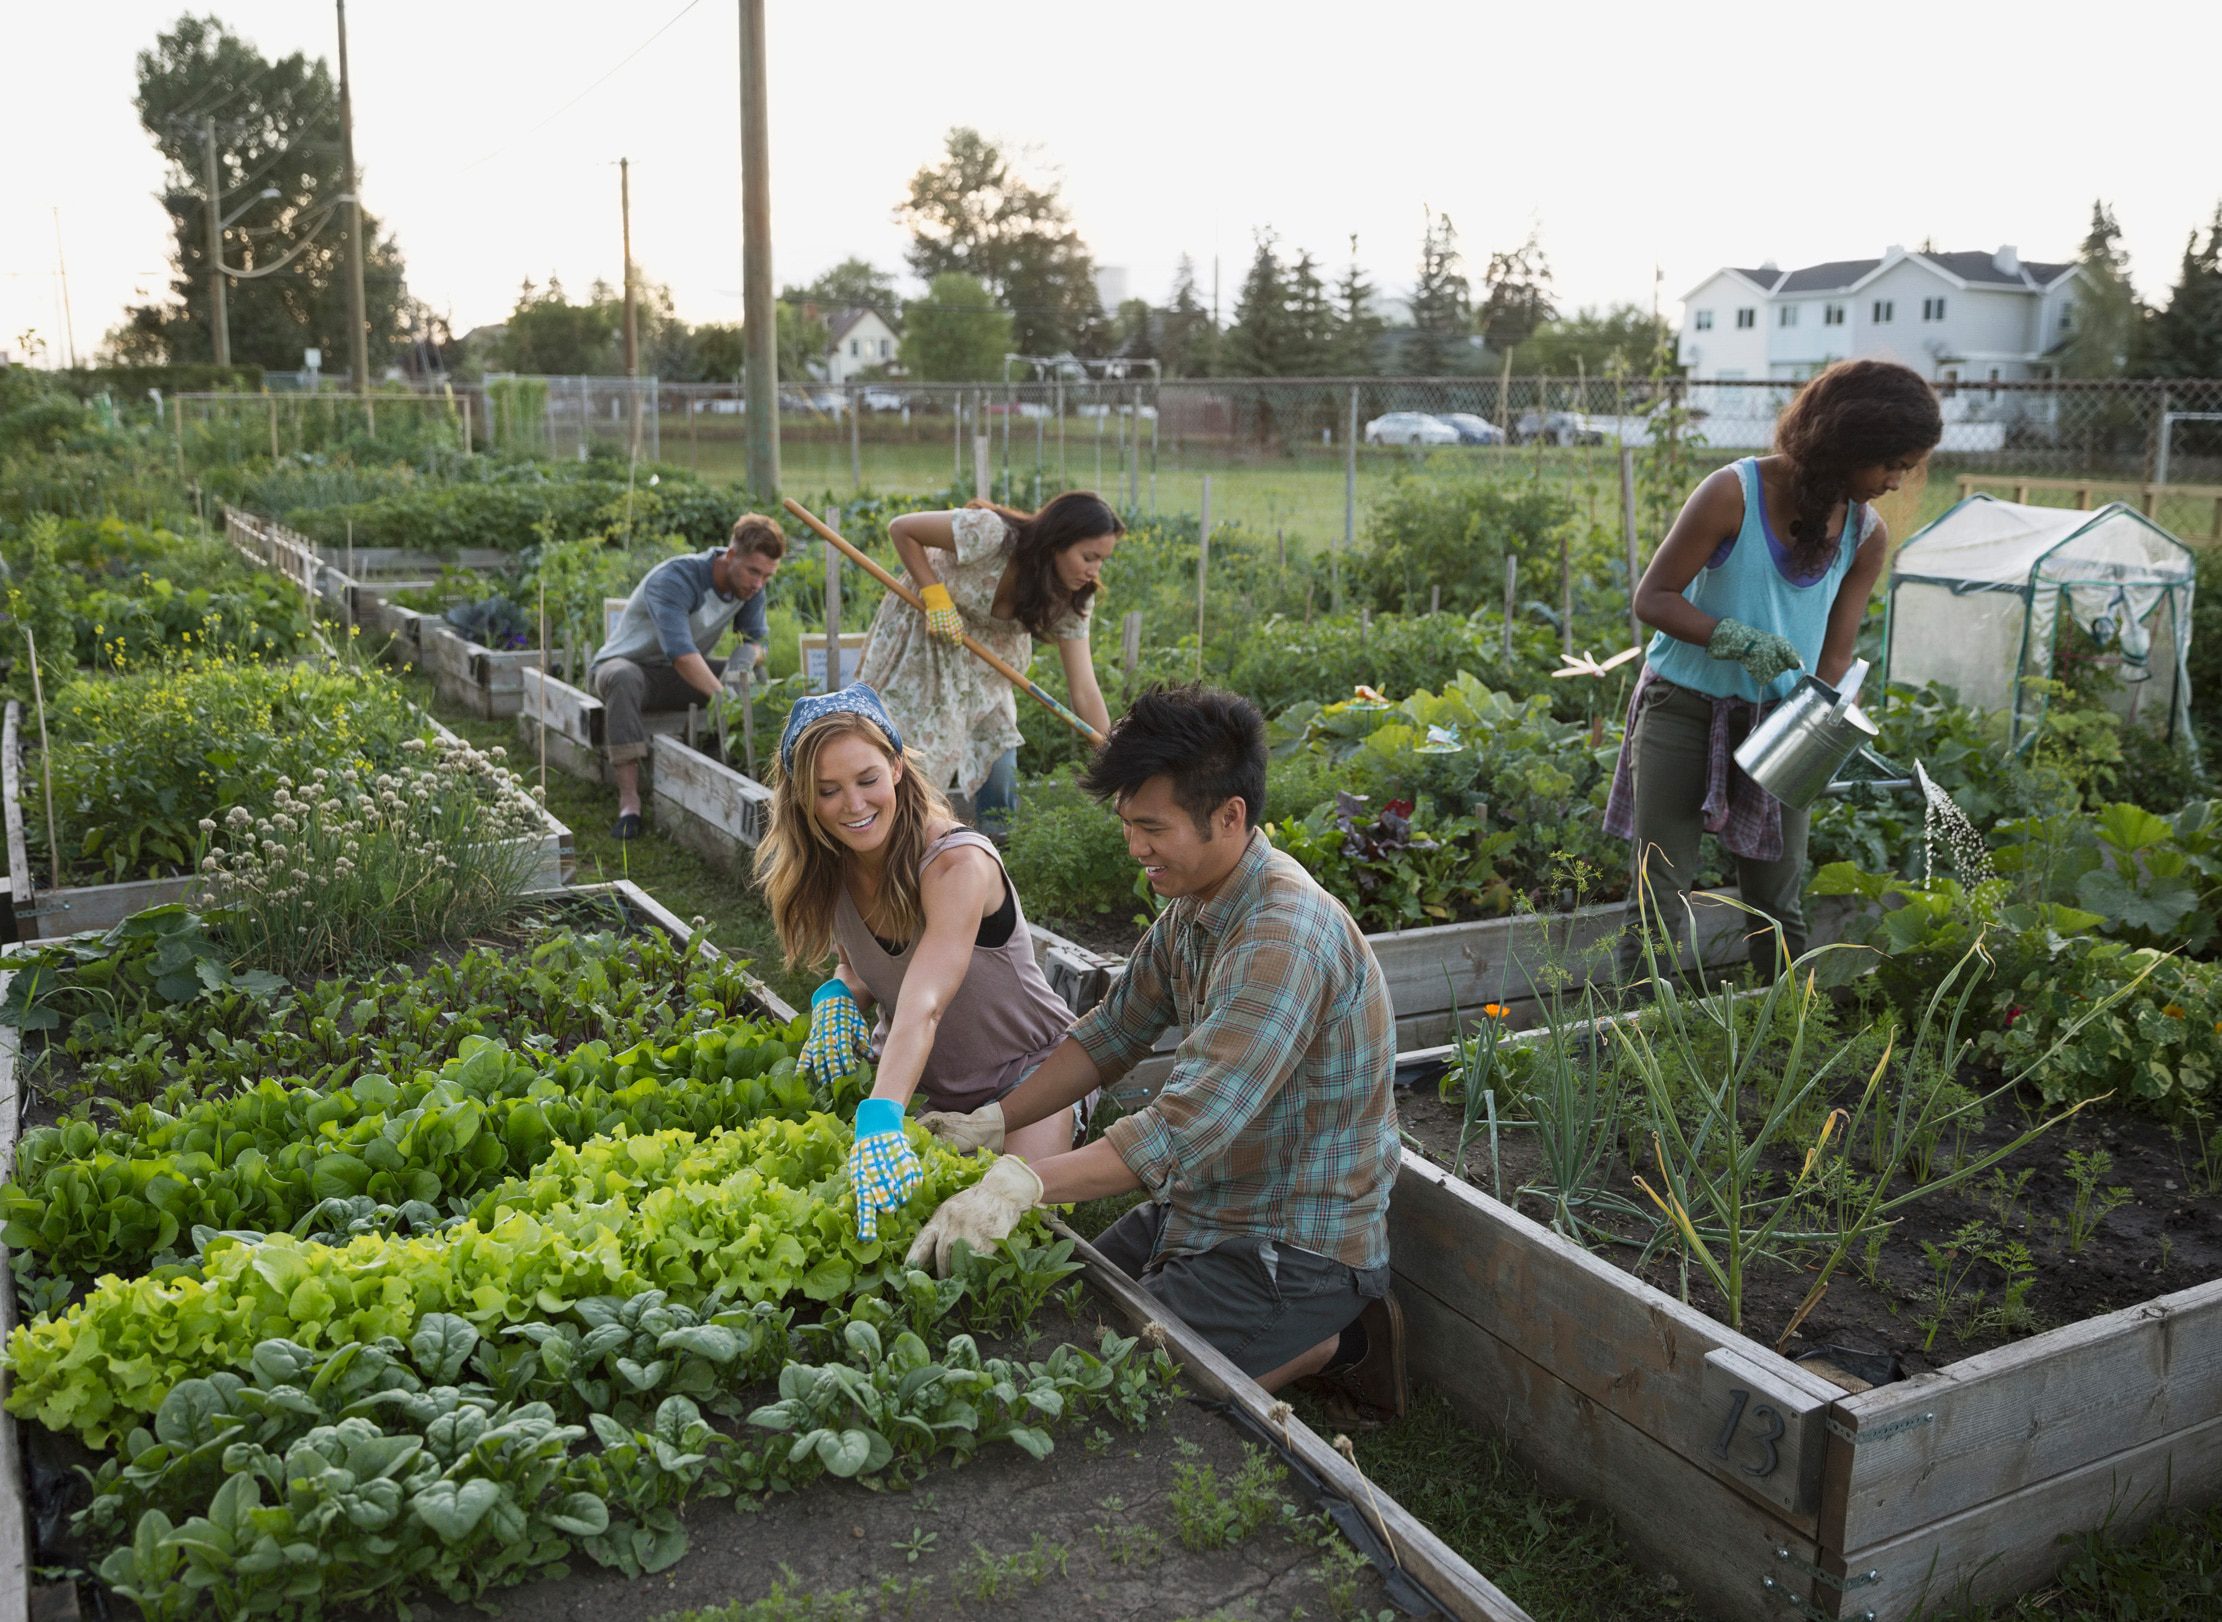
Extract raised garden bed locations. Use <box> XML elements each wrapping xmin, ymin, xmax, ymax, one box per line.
<box><xmin>0</xmin><ymin>889</ymin><xmax>1519</xmax><ymax>1622</ymax></box>
<box><xmin>2</xmin><ymin>699</ymin><xmax>573</xmax><ymax>943</ymax></box>
<box><xmin>1385</xmin><ymin>987</ymin><xmax>2222</xmax><ymax>1622</ymax></box>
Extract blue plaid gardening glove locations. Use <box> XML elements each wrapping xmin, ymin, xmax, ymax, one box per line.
<box><xmin>848</xmin><ymin>1097</ymin><xmax>923</xmax><ymax>1242</ymax></box>
<box><xmin>799</xmin><ymin>979</ymin><xmax>871</xmax><ymax>1085</ymax></box>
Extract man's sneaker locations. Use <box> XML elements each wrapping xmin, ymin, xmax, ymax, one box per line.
<box><xmin>1302</xmin><ymin>1292</ymin><xmax>1407</xmax><ymax>1421</ymax></box>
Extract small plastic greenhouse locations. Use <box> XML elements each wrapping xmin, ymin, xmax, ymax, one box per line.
<box><xmin>1883</xmin><ymin>495</ymin><xmax>2199</xmax><ymax>754</ymax></box>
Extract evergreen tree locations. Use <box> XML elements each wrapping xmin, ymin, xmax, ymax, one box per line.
<box><xmin>1478</xmin><ymin>223</ymin><xmax>1558</xmax><ymax>357</ymax></box>
<box><xmin>1333</xmin><ymin>233</ymin><xmax>1383</xmax><ymax>375</ymax></box>
<box><xmin>1224</xmin><ymin>233</ymin><xmax>1296</xmax><ymax>375</ymax></box>
<box><xmin>1284</xmin><ymin>250</ymin><xmax>1341</xmax><ymax>376</ymax></box>
<box><xmin>2059</xmin><ymin>201</ymin><xmax>2142</xmax><ymax>379</ymax></box>
<box><xmin>2151</xmin><ymin>204</ymin><xmax>2222</xmax><ymax>380</ymax></box>
<box><xmin>1160</xmin><ymin>256</ymin><xmax>1217</xmax><ymax>378</ymax></box>
<box><xmin>1405</xmin><ymin>208</ymin><xmax>1471</xmax><ymax>375</ymax></box>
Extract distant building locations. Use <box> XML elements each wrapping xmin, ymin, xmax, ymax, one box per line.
<box><xmin>825</xmin><ymin>308</ymin><xmax>899</xmax><ymax>384</ymax></box>
<box><xmin>1676</xmin><ymin>245</ymin><xmax>2085</xmax><ymax>446</ymax></box>
<box><xmin>1094</xmin><ymin>266</ymin><xmax>1129</xmax><ymax>312</ymax></box>
<box><xmin>1678</xmin><ymin>245</ymin><xmax>2082</xmax><ymax>389</ymax></box>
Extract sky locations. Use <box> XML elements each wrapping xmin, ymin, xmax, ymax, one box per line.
<box><xmin>4</xmin><ymin>0</ymin><xmax>2219</xmax><ymax>366</ymax></box>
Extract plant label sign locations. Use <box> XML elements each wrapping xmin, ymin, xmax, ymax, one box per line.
<box><xmin>802</xmin><ymin>632</ymin><xmax>871</xmax><ymax>695</ymax></box>
<box><xmin>1699</xmin><ymin>1347</ymin><xmax>1828</xmax><ymax>1520</ymax></box>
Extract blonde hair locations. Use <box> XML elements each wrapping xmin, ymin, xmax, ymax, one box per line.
<box><xmin>753</xmin><ymin>713</ymin><xmax>954</xmax><ymax>968</ymax></box>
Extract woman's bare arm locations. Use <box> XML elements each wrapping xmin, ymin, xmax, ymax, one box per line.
<box><xmin>1632</xmin><ymin>466</ymin><xmax>1746</xmax><ymax>648</ymax></box>
<box><xmin>887</xmin><ymin>511</ymin><xmax>961</xmax><ymax>594</ymax></box>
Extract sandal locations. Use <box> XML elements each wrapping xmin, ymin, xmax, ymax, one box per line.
<box><xmin>613</xmin><ymin>811</ymin><xmax>644</xmax><ymax>840</ymax></box>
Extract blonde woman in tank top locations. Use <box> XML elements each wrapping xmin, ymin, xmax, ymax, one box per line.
<box><xmin>754</xmin><ymin>685</ymin><xmax>1082</xmax><ymax>1242</ymax></box>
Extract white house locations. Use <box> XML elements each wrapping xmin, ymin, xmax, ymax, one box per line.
<box><xmin>824</xmin><ymin>308</ymin><xmax>899</xmax><ymax>384</ymax></box>
<box><xmin>1677</xmin><ymin>246</ymin><xmax>2083</xmax><ymax>445</ymax></box>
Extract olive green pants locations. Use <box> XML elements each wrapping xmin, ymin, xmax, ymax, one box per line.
<box><xmin>1618</xmin><ymin>678</ymin><xmax>1809</xmax><ymax>979</ymax></box>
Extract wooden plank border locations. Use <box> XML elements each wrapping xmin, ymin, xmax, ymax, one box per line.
<box><xmin>0</xmin><ymin>961</ymin><xmax>26</xmax><ymax>1622</ymax></box>
<box><xmin>1058</xmin><ymin>1220</ymin><xmax>1536</xmax><ymax>1622</ymax></box>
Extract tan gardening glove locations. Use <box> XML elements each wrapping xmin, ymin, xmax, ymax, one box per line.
<box><xmin>904</xmin><ymin>1154</ymin><xmax>1043</xmax><ymax>1276</ymax></box>
<box><xmin>916</xmin><ymin>1100</ymin><xmax>1006</xmax><ymax>1155</ymax></box>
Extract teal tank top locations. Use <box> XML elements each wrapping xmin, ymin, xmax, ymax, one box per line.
<box><xmin>1643</xmin><ymin>458</ymin><xmax>1871</xmax><ymax>704</ymax></box>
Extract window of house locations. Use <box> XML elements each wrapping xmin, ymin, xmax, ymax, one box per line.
<box><xmin>1824</xmin><ymin>303</ymin><xmax>1845</xmax><ymax>326</ymax></box>
<box><xmin>1987</xmin><ymin>366</ymin><xmax>2001</xmax><ymax>402</ymax></box>
<box><xmin>1778</xmin><ymin>305</ymin><xmax>1799</xmax><ymax>328</ymax></box>
<box><xmin>2060</xmin><ymin>306</ymin><xmax>2074</xmax><ymax>332</ymax></box>
<box><xmin>1695</xmin><ymin>310</ymin><xmax>1714</xmax><ymax>330</ymax></box>
<box><xmin>1940</xmin><ymin>367</ymin><xmax>1960</xmax><ymax>398</ymax></box>
<box><xmin>1735</xmin><ymin>308</ymin><xmax>1756</xmax><ymax>329</ymax></box>
<box><xmin>849</xmin><ymin>339</ymin><xmax>860</xmax><ymax>357</ymax></box>
<box><xmin>880</xmin><ymin>339</ymin><xmax>891</xmax><ymax>357</ymax></box>
<box><xmin>1872</xmin><ymin>300</ymin><xmax>1894</xmax><ymax>323</ymax></box>
<box><xmin>1922</xmin><ymin>296</ymin><xmax>1948</xmax><ymax>321</ymax></box>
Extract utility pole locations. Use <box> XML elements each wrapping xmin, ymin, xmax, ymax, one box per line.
<box><xmin>203</xmin><ymin>120</ymin><xmax>230</xmax><ymax>367</ymax></box>
<box><xmin>336</xmin><ymin>0</ymin><xmax>370</xmax><ymax>392</ymax></box>
<box><xmin>737</xmin><ymin>0</ymin><xmax>778</xmax><ymax>496</ymax></box>
<box><xmin>51</xmin><ymin>209</ymin><xmax>77</xmax><ymax>369</ymax></box>
<box><xmin>620</xmin><ymin>157</ymin><xmax>638</xmax><ymax>377</ymax></box>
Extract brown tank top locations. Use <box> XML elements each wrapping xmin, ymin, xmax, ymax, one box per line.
<box><xmin>831</xmin><ymin>829</ymin><xmax>1074</xmax><ymax>1113</ymax></box>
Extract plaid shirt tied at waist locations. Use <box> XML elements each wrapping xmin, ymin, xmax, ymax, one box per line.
<box><xmin>1603</xmin><ymin>664</ymin><xmax>1787</xmax><ymax>862</ymax></box>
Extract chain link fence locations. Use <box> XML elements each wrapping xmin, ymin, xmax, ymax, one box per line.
<box><xmin>168</xmin><ymin>372</ymin><xmax>2222</xmax><ymax>546</ymax></box>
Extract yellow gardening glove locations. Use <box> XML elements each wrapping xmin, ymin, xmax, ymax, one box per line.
<box><xmin>917</xmin><ymin>1100</ymin><xmax>1006</xmax><ymax>1155</ymax></box>
<box><xmin>919</xmin><ymin>581</ymin><xmax>965</xmax><ymax>647</ymax></box>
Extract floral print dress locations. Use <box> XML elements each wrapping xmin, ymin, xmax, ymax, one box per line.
<box><xmin>856</xmin><ymin>507</ymin><xmax>1088</xmax><ymax>798</ymax></box>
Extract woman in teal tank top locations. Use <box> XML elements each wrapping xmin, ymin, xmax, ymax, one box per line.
<box><xmin>1605</xmin><ymin>360</ymin><xmax>1942</xmax><ymax>978</ymax></box>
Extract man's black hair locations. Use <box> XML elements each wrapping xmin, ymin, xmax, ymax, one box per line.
<box><xmin>1080</xmin><ymin>683</ymin><xmax>1266</xmax><ymax>835</ymax></box>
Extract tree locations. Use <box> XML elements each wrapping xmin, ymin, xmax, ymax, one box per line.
<box><xmin>1333</xmin><ymin>234</ymin><xmax>1383</xmax><ymax>375</ymax></box>
<box><xmin>1284</xmin><ymin>250</ymin><xmax>1341</xmax><ymax>377</ymax></box>
<box><xmin>1518</xmin><ymin>304</ymin><xmax>1671</xmax><ymax>376</ymax></box>
<box><xmin>1159</xmin><ymin>256</ymin><xmax>1217</xmax><ymax>378</ymax></box>
<box><xmin>1223</xmin><ymin>232</ymin><xmax>1297</xmax><ymax>375</ymax></box>
<box><xmin>901</xmin><ymin>272</ymin><xmax>1011</xmax><ymax>380</ymax></box>
<box><xmin>781</xmin><ymin>257</ymin><xmax>900</xmax><ymax>322</ymax></box>
<box><xmin>114</xmin><ymin>16</ymin><xmax>410</xmax><ymax>373</ymax></box>
<box><xmin>1110</xmin><ymin>297</ymin><xmax>1156</xmax><ymax>361</ymax></box>
<box><xmin>2058</xmin><ymin>202</ymin><xmax>2143</xmax><ymax>380</ymax></box>
<box><xmin>1404</xmin><ymin>208</ymin><xmax>1471</xmax><ymax>374</ymax></box>
<box><xmin>1478</xmin><ymin>222</ymin><xmax>1558</xmax><ymax>356</ymax></box>
<box><xmin>2150</xmin><ymin>204</ymin><xmax>2222</xmax><ymax>380</ymax></box>
<box><xmin>492</xmin><ymin>278</ymin><xmax>621</xmax><ymax>375</ymax></box>
<box><xmin>898</xmin><ymin>128</ymin><xmax>1101</xmax><ymax>355</ymax></box>
<box><xmin>690</xmin><ymin>323</ymin><xmax>747</xmax><ymax>381</ymax></box>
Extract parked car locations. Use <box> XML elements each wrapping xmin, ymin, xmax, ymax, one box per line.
<box><xmin>1364</xmin><ymin>411</ymin><xmax>1460</xmax><ymax>447</ymax></box>
<box><xmin>860</xmin><ymin>388</ymin><xmax>908</xmax><ymax>412</ymax></box>
<box><xmin>1437</xmin><ymin>412</ymin><xmax>1506</xmax><ymax>446</ymax></box>
<box><xmin>1511</xmin><ymin>410</ymin><xmax>1605</xmax><ymax>446</ymax></box>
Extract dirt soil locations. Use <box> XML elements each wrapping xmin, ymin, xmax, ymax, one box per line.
<box><xmin>396</xmin><ymin>1311</ymin><xmax>1406</xmax><ymax>1622</ymax></box>
<box><xmin>1396</xmin><ymin>1070</ymin><xmax>2222</xmax><ymax>1378</ymax></box>
<box><xmin>1035</xmin><ymin>910</ymin><xmax>1145</xmax><ymax>962</ymax></box>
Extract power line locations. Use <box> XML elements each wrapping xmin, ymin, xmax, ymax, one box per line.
<box><xmin>458</xmin><ymin>0</ymin><xmax>705</xmax><ymax>174</ymax></box>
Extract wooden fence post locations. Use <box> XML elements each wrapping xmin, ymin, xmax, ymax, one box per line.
<box><xmin>823</xmin><ymin>527</ymin><xmax>844</xmax><ymax>693</ymax></box>
<box><xmin>1503</xmin><ymin>555</ymin><xmax>1517</xmax><ymax>660</ymax></box>
<box><xmin>1121</xmin><ymin>610</ymin><xmax>1142</xmax><ymax>692</ymax></box>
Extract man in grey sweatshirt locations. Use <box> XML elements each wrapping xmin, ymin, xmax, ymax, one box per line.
<box><xmin>589</xmin><ymin>512</ymin><xmax>785</xmax><ymax>836</ymax></box>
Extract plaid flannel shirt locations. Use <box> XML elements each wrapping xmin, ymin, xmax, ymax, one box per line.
<box><xmin>1073</xmin><ymin>828</ymin><xmax>1399</xmax><ymax>1270</ymax></box>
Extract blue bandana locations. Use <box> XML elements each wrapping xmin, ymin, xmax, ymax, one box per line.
<box><xmin>779</xmin><ymin>683</ymin><xmax>906</xmax><ymax>772</ymax></box>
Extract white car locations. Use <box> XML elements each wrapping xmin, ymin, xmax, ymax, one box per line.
<box><xmin>1364</xmin><ymin>411</ymin><xmax>1460</xmax><ymax>446</ymax></box>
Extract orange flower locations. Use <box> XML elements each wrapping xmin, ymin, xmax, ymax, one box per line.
<box><xmin>2164</xmin><ymin>1004</ymin><xmax>2186</xmax><ymax>1020</ymax></box>
<box><xmin>1482</xmin><ymin>1003</ymin><xmax>1510</xmax><ymax>1019</ymax></box>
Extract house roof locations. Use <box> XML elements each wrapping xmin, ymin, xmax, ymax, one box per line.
<box><xmin>1920</xmin><ymin>251</ymin><xmax>2074</xmax><ymax>288</ymax></box>
<box><xmin>1727</xmin><ymin>265</ymin><xmax>1784</xmax><ymax>291</ymax></box>
<box><xmin>1776</xmin><ymin>258</ymin><xmax>1883</xmax><ymax>294</ymax></box>
<box><xmin>825</xmin><ymin>306</ymin><xmax>897</xmax><ymax>344</ymax></box>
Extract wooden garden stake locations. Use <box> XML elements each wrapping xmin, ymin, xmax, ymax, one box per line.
<box><xmin>1620</xmin><ymin>448</ymin><xmax>1642</xmax><ymax>646</ymax></box>
<box><xmin>537</xmin><ymin>577</ymin><xmax>549</xmax><ymax>794</ymax></box>
<box><xmin>1121</xmin><ymin>610</ymin><xmax>1142</xmax><ymax>692</ymax></box>
<box><xmin>21</xmin><ymin>629</ymin><xmax>60</xmax><ymax>891</ymax></box>
<box><xmin>1430</xmin><ymin>585</ymin><xmax>1440</xmax><ymax>615</ymax></box>
<box><xmin>1503</xmin><ymin>555</ymin><xmax>1517</xmax><ymax>659</ymax></box>
<box><xmin>268</xmin><ymin>394</ymin><xmax>279</xmax><ymax>459</ymax></box>
<box><xmin>1560</xmin><ymin>528</ymin><xmax>1573</xmax><ymax>656</ymax></box>
<box><xmin>822</xmin><ymin>527</ymin><xmax>843</xmax><ymax>692</ymax></box>
<box><xmin>1195</xmin><ymin>474</ymin><xmax>1211</xmax><ymax>679</ymax></box>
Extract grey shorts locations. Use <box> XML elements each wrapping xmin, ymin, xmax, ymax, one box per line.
<box><xmin>1092</xmin><ymin>1201</ymin><xmax>1387</xmax><ymax>1378</ymax></box>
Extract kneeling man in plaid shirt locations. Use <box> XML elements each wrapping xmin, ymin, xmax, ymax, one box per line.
<box><xmin>910</xmin><ymin>683</ymin><xmax>1405</xmax><ymax>1414</ymax></box>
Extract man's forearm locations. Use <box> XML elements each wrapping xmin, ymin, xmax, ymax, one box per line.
<box><xmin>999</xmin><ymin>1035</ymin><xmax>1103</xmax><ymax>1130</ymax></box>
<box><xmin>672</xmin><ymin>650</ymin><xmax>721</xmax><ymax>700</ymax></box>
<box><xmin>1035</xmin><ymin>1136</ymin><xmax>1140</xmax><ymax>1205</ymax></box>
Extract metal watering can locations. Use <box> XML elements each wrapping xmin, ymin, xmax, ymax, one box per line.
<box><xmin>1733</xmin><ymin>658</ymin><xmax>1909</xmax><ymax>810</ymax></box>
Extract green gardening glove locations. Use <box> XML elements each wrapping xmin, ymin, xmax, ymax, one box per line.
<box><xmin>1707</xmin><ymin>618</ymin><xmax>1804</xmax><ymax>687</ymax></box>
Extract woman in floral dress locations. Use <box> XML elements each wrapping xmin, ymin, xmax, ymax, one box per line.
<box><xmin>856</xmin><ymin>491</ymin><xmax>1122</xmax><ymax>831</ymax></box>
